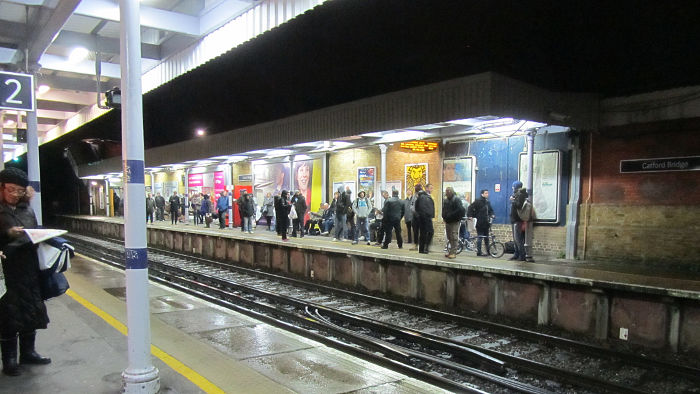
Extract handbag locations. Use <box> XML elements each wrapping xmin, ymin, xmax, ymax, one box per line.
<box><xmin>289</xmin><ymin>205</ymin><xmax>298</xmax><ymax>220</ymax></box>
<box><xmin>37</xmin><ymin>236</ymin><xmax>74</xmax><ymax>300</ymax></box>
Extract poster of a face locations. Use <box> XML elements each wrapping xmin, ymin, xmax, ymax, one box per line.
<box><xmin>253</xmin><ymin>162</ymin><xmax>291</xmax><ymax>197</ymax></box>
<box><xmin>443</xmin><ymin>157</ymin><xmax>474</xmax><ymax>202</ymax></box>
<box><xmin>293</xmin><ymin>160</ymin><xmax>313</xmax><ymax>212</ymax></box>
<box><xmin>405</xmin><ymin>163</ymin><xmax>428</xmax><ymax>196</ymax></box>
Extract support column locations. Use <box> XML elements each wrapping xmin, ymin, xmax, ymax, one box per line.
<box><xmin>184</xmin><ymin>168</ymin><xmax>190</xmax><ymax>224</ymax></box>
<box><xmin>524</xmin><ymin>129</ymin><xmax>537</xmax><ymax>261</ymax></box>
<box><xmin>566</xmin><ymin>133</ymin><xmax>581</xmax><ymax>259</ymax></box>
<box><xmin>26</xmin><ymin>66</ymin><xmax>42</xmax><ymax>224</ymax></box>
<box><xmin>379</xmin><ymin>144</ymin><xmax>387</xmax><ymax>206</ymax></box>
<box><xmin>88</xmin><ymin>182</ymin><xmax>94</xmax><ymax>215</ymax></box>
<box><xmin>229</xmin><ymin>163</ymin><xmax>234</xmax><ymax>229</ymax></box>
<box><xmin>105</xmin><ymin>179</ymin><xmax>111</xmax><ymax>216</ymax></box>
<box><xmin>119</xmin><ymin>0</ymin><xmax>160</xmax><ymax>392</ymax></box>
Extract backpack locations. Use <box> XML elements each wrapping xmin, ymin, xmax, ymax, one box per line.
<box><xmin>517</xmin><ymin>200</ymin><xmax>534</xmax><ymax>222</ymax></box>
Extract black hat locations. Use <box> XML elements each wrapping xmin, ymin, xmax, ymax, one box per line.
<box><xmin>0</xmin><ymin>167</ymin><xmax>29</xmax><ymax>187</ymax></box>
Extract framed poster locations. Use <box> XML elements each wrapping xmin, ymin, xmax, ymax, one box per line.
<box><xmin>357</xmin><ymin>167</ymin><xmax>376</xmax><ymax>195</ymax></box>
<box><xmin>405</xmin><ymin>163</ymin><xmax>428</xmax><ymax>196</ymax></box>
<box><xmin>253</xmin><ymin>162</ymin><xmax>291</xmax><ymax>197</ymax></box>
<box><xmin>332</xmin><ymin>181</ymin><xmax>356</xmax><ymax>198</ymax></box>
<box><xmin>442</xmin><ymin>157</ymin><xmax>475</xmax><ymax>203</ymax></box>
<box><xmin>518</xmin><ymin>150</ymin><xmax>561</xmax><ymax>223</ymax></box>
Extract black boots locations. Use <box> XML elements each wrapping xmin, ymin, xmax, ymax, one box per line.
<box><xmin>1</xmin><ymin>336</ymin><xmax>20</xmax><ymax>376</ymax></box>
<box><xmin>19</xmin><ymin>331</ymin><xmax>51</xmax><ymax>365</ymax></box>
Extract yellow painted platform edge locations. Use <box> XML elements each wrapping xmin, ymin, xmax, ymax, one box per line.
<box><xmin>67</xmin><ymin>289</ymin><xmax>225</xmax><ymax>394</ymax></box>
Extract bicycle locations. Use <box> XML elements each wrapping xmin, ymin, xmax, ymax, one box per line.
<box><xmin>445</xmin><ymin>218</ymin><xmax>505</xmax><ymax>258</ymax></box>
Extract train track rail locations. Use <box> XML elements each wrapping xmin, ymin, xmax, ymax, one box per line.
<box><xmin>67</xmin><ymin>234</ymin><xmax>700</xmax><ymax>394</ymax></box>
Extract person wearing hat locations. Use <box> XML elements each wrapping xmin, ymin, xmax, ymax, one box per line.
<box><xmin>510</xmin><ymin>181</ymin><xmax>529</xmax><ymax>261</ymax></box>
<box><xmin>0</xmin><ymin>168</ymin><xmax>51</xmax><ymax>376</ymax></box>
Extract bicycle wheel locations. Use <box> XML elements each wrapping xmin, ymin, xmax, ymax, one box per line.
<box><xmin>446</xmin><ymin>240</ymin><xmax>464</xmax><ymax>255</ymax></box>
<box><xmin>489</xmin><ymin>241</ymin><xmax>505</xmax><ymax>258</ymax></box>
<box><xmin>464</xmin><ymin>238</ymin><xmax>475</xmax><ymax>252</ymax></box>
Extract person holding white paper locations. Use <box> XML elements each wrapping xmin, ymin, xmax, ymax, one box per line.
<box><xmin>0</xmin><ymin>168</ymin><xmax>51</xmax><ymax>376</ymax></box>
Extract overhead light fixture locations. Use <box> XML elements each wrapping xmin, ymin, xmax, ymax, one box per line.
<box><xmin>37</xmin><ymin>84</ymin><xmax>50</xmax><ymax>94</ymax></box>
<box><xmin>376</xmin><ymin>130</ymin><xmax>425</xmax><ymax>143</ymax></box>
<box><xmin>196</xmin><ymin>128</ymin><xmax>205</xmax><ymax>136</ymax></box>
<box><xmin>68</xmin><ymin>47</ymin><xmax>89</xmax><ymax>63</ymax></box>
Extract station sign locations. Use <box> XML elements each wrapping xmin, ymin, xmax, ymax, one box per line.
<box><xmin>0</xmin><ymin>71</ymin><xmax>35</xmax><ymax>111</ymax></box>
<box><xmin>620</xmin><ymin>156</ymin><xmax>700</xmax><ymax>173</ymax></box>
<box><xmin>400</xmin><ymin>140</ymin><xmax>439</xmax><ymax>152</ymax></box>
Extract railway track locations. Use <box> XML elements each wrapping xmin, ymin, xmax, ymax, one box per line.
<box><xmin>67</xmin><ymin>234</ymin><xmax>700</xmax><ymax>394</ymax></box>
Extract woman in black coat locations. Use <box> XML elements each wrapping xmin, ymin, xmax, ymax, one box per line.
<box><xmin>0</xmin><ymin>168</ymin><xmax>51</xmax><ymax>376</ymax></box>
<box><xmin>274</xmin><ymin>190</ymin><xmax>291</xmax><ymax>241</ymax></box>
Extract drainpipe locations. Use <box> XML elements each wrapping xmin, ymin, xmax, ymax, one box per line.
<box><xmin>582</xmin><ymin>131</ymin><xmax>594</xmax><ymax>259</ymax></box>
<box><xmin>525</xmin><ymin>129</ymin><xmax>536</xmax><ymax>261</ymax></box>
<box><xmin>565</xmin><ymin>132</ymin><xmax>581</xmax><ymax>259</ymax></box>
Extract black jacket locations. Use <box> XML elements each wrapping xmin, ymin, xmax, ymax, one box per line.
<box><xmin>335</xmin><ymin>192</ymin><xmax>350</xmax><ymax>214</ymax></box>
<box><xmin>238</xmin><ymin>195</ymin><xmax>255</xmax><ymax>217</ymax></box>
<box><xmin>468</xmin><ymin>196</ymin><xmax>494</xmax><ymax>228</ymax></box>
<box><xmin>510</xmin><ymin>189</ymin><xmax>529</xmax><ymax>223</ymax></box>
<box><xmin>382</xmin><ymin>197</ymin><xmax>405</xmax><ymax>223</ymax></box>
<box><xmin>293</xmin><ymin>195</ymin><xmax>307</xmax><ymax>216</ymax></box>
<box><xmin>168</xmin><ymin>195</ymin><xmax>180</xmax><ymax>211</ymax></box>
<box><xmin>442</xmin><ymin>195</ymin><xmax>466</xmax><ymax>223</ymax></box>
<box><xmin>154</xmin><ymin>195</ymin><xmax>165</xmax><ymax>208</ymax></box>
<box><xmin>0</xmin><ymin>202</ymin><xmax>49</xmax><ymax>334</ymax></box>
<box><xmin>415</xmin><ymin>191</ymin><xmax>435</xmax><ymax>219</ymax></box>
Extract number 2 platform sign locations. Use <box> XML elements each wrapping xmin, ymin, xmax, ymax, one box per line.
<box><xmin>1</xmin><ymin>71</ymin><xmax>35</xmax><ymax>112</ymax></box>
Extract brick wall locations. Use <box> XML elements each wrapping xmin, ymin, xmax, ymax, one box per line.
<box><xmin>329</xmin><ymin>147</ymin><xmax>381</xmax><ymax>197</ymax></box>
<box><xmin>579</xmin><ymin>120</ymin><xmax>700</xmax><ymax>264</ymax></box>
<box><xmin>232</xmin><ymin>162</ymin><xmax>251</xmax><ymax>186</ymax></box>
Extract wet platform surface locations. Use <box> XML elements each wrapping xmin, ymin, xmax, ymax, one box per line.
<box><xmin>68</xmin><ymin>215</ymin><xmax>700</xmax><ymax>299</ymax></box>
<box><xmin>0</xmin><ymin>255</ymin><xmax>446</xmax><ymax>393</ymax></box>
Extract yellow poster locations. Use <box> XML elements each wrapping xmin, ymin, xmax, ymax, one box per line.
<box><xmin>405</xmin><ymin>163</ymin><xmax>428</xmax><ymax>195</ymax></box>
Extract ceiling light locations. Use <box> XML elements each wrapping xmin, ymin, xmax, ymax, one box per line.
<box><xmin>37</xmin><ymin>84</ymin><xmax>50</xmax><ymax>94</ymax></box>
<box><xmin>68</xmin><ymin>47</ymin><xmax>89</xmax><ymax>63</ymax></box>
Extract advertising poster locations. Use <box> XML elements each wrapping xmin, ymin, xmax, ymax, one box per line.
<box><xmin>405</xmin><ymin>163</ymin><xmax>428</xmax><ymax>196</ymax></box>
<box><xmin>332</xmin><ymin>181</ymin><xmax>356</xmax><ymax>200</ymax></box>
<box><xmin>357</xmin><ymin>167</ymin><xmax>376</xmax><ymax>195</ymax></box>
<box><xmin>188</xmin><ymin>171</ymin><xmax>225</xmax><ymax>195</ymax></box>
<box><xmin>292</xmin><ymin>158</ymin><xmax>322</xmax><ymax>221</ymax></box>
<box><xmin>443</xmin><ymin>157</ymin><xmax>475</xmax><ymax>203</ymax></box>
<box><xmin>253</xmin><ymin>162</ymin><xmax>291</xmax><ymax>197</ymax></box>
<box><xmin>518</xmin><ymin>150</ymin><xmax>561</xmax><ymax>223</ymax></box>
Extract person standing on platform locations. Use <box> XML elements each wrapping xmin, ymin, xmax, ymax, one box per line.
<box><xmin>155</xmin><ymin>192</ymin><xmax>165</xmax><ymax>221</ymax></box>
<box><xmin>191</xmin><ymin>192</ymin><xmax>202</xmax><ymax>226</ymax></box>
<box><xmin>145</xmin><ymin>193</ymin><xmax>155</xmax><ymax>224</ymax></box>
<box><xmin>240</xmin><ymin>192</ymin><xmax>256</xmax><ymax>234</ymax></box>
<box><xmin>408</xmin><ymin>186</ymin><xmax>421</xmax><ymax>250</ymax></box>
<box><xmin>415</xmin><ymin>183</ymin><xmax>435</xmax><ymax>254</ymax></box>
<box><xmin>353</xmin><ymin>191</ymin><xmax>372</xmax><ymax>244</ymax></box>
<box><xmin>381</xmin><ymin>190</ymin><xmax>405</xmax><ymax>249</ymax></box>
<box><xmin>373</xmin><ymin>190</ymin><xmax>390</xmax><ymax>246</ymax></box>
<box><xmin>216</xmin><ymin>191</ymin><xmax>229</xmax><ymax>229</ymax></box>
<box><xmin>200</xmin><ymin>193</ymin><xmax>212</xmax><ymax>228</ymax></box>
<box><xmin>332</xmin><ymin>187</ymin><xmax>349</xmax><ymax>242</ymax></box>
<box><xmin>442</xmin><ymin>187</ymin><xmax>466</xmax><ymax>259</ymax></box>
<box><xmin>468</xmin><ymin>189</ymin><xmax>495</xmax><ymax>257</ymax></box>
<box><xmin>509</xmin><ymin>181</ymin><xmax>528</xmax><ymax>261</ymax></box>
<box><xmin>168</xmin><ymin>191</ymin><xmax>180</xmax><ymax>225</ymax></box>
<box><xmin>0</xmin><ymin>168</ymin><xmax>51</xmax><ymax>376</ymax></box>
<box><xmin>262</xmin><ymin>192</ymin><xmax>274</xmax><ymax>231</ymax></box>
<box><xmin>275</xmin><ymin>190</ymin><xmax>291</xmax><ymax>241</ymax></box>
<box><xmin>291</xmin><ymin>190</ymin><xmax>307</xmax><ymax>238</ymax></box>
<box><xmin>403</xmin><ymin>189</ymin><xmax>414</xmax><ymax>244</ymax></box>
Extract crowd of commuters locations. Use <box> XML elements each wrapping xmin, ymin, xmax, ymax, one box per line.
<box><xmin>134</xmin><ymin>179</ymin><xmax>533</xmax><ymax>260</ymax></box>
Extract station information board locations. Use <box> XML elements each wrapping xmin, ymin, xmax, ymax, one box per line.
<box><xmin>1</xmin><ymin>71</ymin><xmax>35</xmax><ymax>111</ymax></box>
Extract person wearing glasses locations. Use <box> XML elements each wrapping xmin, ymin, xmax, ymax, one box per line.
<box><xmin>0</xmin><ymin>168</ymin><xmax>51</xmax><ymax>376</ymax></box>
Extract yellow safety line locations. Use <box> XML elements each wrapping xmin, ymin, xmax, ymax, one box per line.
<box><xmin>66</xmin><ymin>289</ymin><xmax>225</xmax><ymax>394</ymax></box>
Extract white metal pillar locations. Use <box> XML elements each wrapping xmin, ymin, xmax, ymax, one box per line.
<box><xmin>119</xmin><ymin>0</ymin><xmax>160</xmax><ymax>392</ymax></box>
<box><xmin>88</xmin><ymin>183</ymin><xmax>94</xmax><ymax>215</ymax></box>
<box><xmin>228</xmin><ymin>164</ymin><xmax>234</xmax><ymax>229</ymax></box>
<box><xmin>379</xmin><ymin>144</ymin><xmax>387</xmax><ymax>206</ymax></box>
<box><xmin>184</xmin><ymin>168</ymin><xmax>190</xmax><ymax>224</ymax></box>
<box><xmin>0</xmin><ymin>112</ymin><xmax>5</xmax><ymax>171</ymax></box>
<box><xmin>524</xmin><ymin>129</ymin><xmax>537</xmax><ymax>262</ymax></box>
<box><xmin>26</xmin><ymin>66</ymin><xmax>42</xmax><ymax>225</ymax></box>
<box><xmin>105</xmin><ymin>179</ymin><xmax>111</xmax><ymax>216</ymax></box>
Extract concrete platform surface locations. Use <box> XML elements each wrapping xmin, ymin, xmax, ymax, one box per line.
<box><xmin>0</xmin><ymin>255</ymin><xmax>446</xmax><ymax>393</ymax></box>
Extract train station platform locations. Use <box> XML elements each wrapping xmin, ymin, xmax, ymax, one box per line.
<box><xmin>57</xmin><ymin>215</ymin><xmax>700</xmax><ymax>356</ymax></box>
<box><xmin>0</xmin><ymin>255</ymin><xmax>445</xmax><ymax>393</ymax></box>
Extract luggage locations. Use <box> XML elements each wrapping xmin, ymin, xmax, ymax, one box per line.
<box><xmin>504</xmin><ymin>241</ymin><xmax>515</xmax><ymax>254</ymax></box>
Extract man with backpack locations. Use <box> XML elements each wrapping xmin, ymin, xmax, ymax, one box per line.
<box><xmin>509</xmin><ymin>181</ymin><xmax>529</xmax><ymax>261</ymax></box>
<box><xmin>467</xmin><ymin>189</ymin><xmax>494</xmax><ymax>257</ymax></box>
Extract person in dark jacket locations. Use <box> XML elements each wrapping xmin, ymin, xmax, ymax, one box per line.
<box><xmin>381</xmin><ymin>190</ymin><xmax>405</xmax><ymax>249</ymax></box>
<box><xmin>145</xmin><ymin>193</ymin><xmax>155</xmax><ymax>224</ymax></box>
<box><xmin>509</xmin><ymin>181</ymin><xmax>528</xmax><ymax>261</ymax></box>
<box><xmin>414</xmin><ymin>183</ymin><xmax>435</xmax><ymax>254</ymax></box>
<box><xmin>442</xmin><ymin>187</ymin><xmax>466</xmax><ymax>258</ymax></box>
<box><xmin>168</xmin><ymin>191</ymin><xmax>180</xmax><ymax>225</ymax></box>
<box><xmin>467</xmin><ymin>189</ymin><xmax>495</xmax><ymax>256</ymax></box>
<box><xmin>403</xmin><ymin>190</ymin><xmax>414</xmax><ymax>244</ymax></box>
<box><xmin>291</xmin><ymin>190</ymin><xmax>307</xmax><ymax>237</ymax></box>
<box><xmin>274</xmin><ymin>190</ymin><xmax>291</xmax><ymax>241</ymax></box>
<box><xmin>373</xmin><ymin>190</ymin><xmax>390</xmax><ymax>246</ymax></box>
<box><xmin>154</xmin><ymin>192</ymin><xmax>165</xmax><ymax>221</ymax></box>
<box><xmin>0</xmin><ymin>168</ymin><xmax>51</xmax><ymax>376</ymax></box>
<box><xmin>238</xmin><ymin>192</ymin><xmax>256</xmax><ymax>233</ymax></box>
<box><xmin>332</xmin><ymin>187</ymin><xmax>349</xmax><ymax>242</ymax></box>
<box><xmin>200</xmin><ymin>193</ymin><xmax>212</xmax><ymax>228</ymax></box>
<box><xmin>408</xmin><ymin>185</ymin><xmax>422</xmax><ymax>250</ymax></box>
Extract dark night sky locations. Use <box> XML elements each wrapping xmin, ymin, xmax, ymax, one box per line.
<box><xmin>31</xmin><ymin>0</ymin><xmax>700</xmax><ymax>220</ymax></box>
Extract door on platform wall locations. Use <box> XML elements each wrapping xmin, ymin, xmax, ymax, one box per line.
<box><xmin>233</xmin><ymin>185</ymin><xmax>253</xmax><ymax>227</ymax></box>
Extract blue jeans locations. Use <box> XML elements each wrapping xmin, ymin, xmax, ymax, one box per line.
<box><xmin>242</xmin><ymin>216</ymin><xmax>253</xmax><ymax>231</ymax></box>
<box><xmin>356</xmin><ymin>217</ymin><xmax>369</xmax><ymax>240</ymax></box>
<box><xmin>512</xmin><ymin>222</ymin><xmax>526</xmax><ymax>259</ymax></box>
<box><xmin>322</xmin><ymin>218</ymin><xmax>334</xmax><ymax>233</ymax></box>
